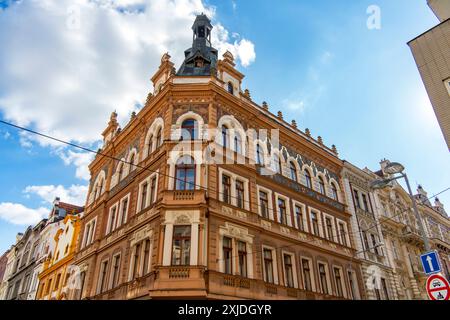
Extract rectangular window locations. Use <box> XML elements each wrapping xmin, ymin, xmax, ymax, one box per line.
<box><xmin>150</xmin><ymin>176</ymin><xmax>157</xmax><ymax>205</ymax></box>
<box><xmin>318</xmin><ymin>263</ymin><xmax>329</xmax><ymax>295</ymax></box>
<box><xmin>325</xmin><ymin>217</ymin><xmax>334</xmax><ymax>241</ymax></box>
<box><xmin>353</xmin><ymin>190</ymin><xmax>361</xmax><ymax>209</ymax></box>
<box><xmin>222</xmin><ymin>175</ymin><xmax>231</xmax><ymax>204</ymax></box>
<box><xmin>140</xmin><ymin>182</ymin><xmax>148</xmax><ymax>211</ymax></box>
<box><xmin>283</xmin><ymin>254</ymin><xmax>294</xmax><ymax>288</ymax></box>
<box><xmin>338</xmin><ymin>222</ymin><xmax>348</xmax><ymax>246</ymax></box>
<box><xmin>311</xmin><ymin>212</ymin><xmax>320</xmax><ymax>236</ymax></box>
<box><xmin>98</xmin><ymin>260</ymin><xmax>109</xmax><ymax>294</ymax></box>
<box><xmin>381</xmin><ymin>278</ymin><xmax>389</xmax><ymax>300</ymax></box>
<box><xmin>348</xmin><ymin>270</ymin><xmax>357</xmax><ymax>300</ymax></box>
<box><xmin>362</xmin><ymin>231</ymin><xmax>370</xmax><ymax>251</ymax></box>
<box><xmin>171</xmin><ymin>226</ymin><xmax>191</xmax><ymax>266</ymax></box>
<box><xmin>83</xmin><ymin>218</ymin><xmax>96</xmax><ymax>248</ymax></box>
<box><xmin>333</xmin><ymin>267</ymin><xmax>343</xmax><ymax>297</ymax></box>
<box><xmin>371</xmin><ymin>234</ymin><xmax>379</xmax><ymax>255</ymax></box>
<box><xmin>295</xmin><ymin>205</ymin><xmax>304</xmax><ymax>231</ymax></box>
<box><xmin>263</xmin><ymin>248</ymin><xmax>274</xmax><ymax>284</ymax></box>
<box><xmin>142</xmin><ymin>239</ymin><xmax>151</xmax><ymax>275</ymax></box>
<box><xmin>362</xmin><ymin>194</ymin><xmax>370</xmax><ymax>212</ymax></box>
<box><xmin>259</xmin><ymin>191</ymin><xmax>269</xmax><ymax>219</ymax></box>
<box><xmin>132</xmin><ymin>243</ymin><xmax>141</xmax><ymax>280</ymax></box>
<box><xmin>54</xmin><ymin>273</ymin><xmax>61</xmax><ymax>291</ymax></box>
<box><xmin>120</xmin><ymin>198</ymin><xmax>128</xmax><ymax>226</ymax></box>
<box><xmin>223</xmin><ymin>237</ymin><xmax>233</xmax><ymax>275</ymax></box>
<box><xmin>237</xmin><ymin>241</ymin><xmax>247</xmax><ymax>278</ymax></box>
<box><xmin>301</xmin><ymin>259</ymin><xmax>312</xmax><ymax>291</ymax></box>
<box><xmin>107</xmin><ymin>206</ymin><xmax>117</xmax><ymax>234</ymax></box>
<box><xmin>278</xmin><ymin>198</ymin><xmax>287</xmax><ymax>225</ymax></box>
<box><xmin>45</xmin><ymin>279</ymin><xmax>52</xmax><ymax>296</ymax></box>
<box><xmin>111</xmin><ymin>254</ymin><xmax>121</xmax><ymax>289</ymax></box>
<box><xmin>236</xmin><ymin>180</ymin><xmax>245</xmax><ymax>209</ymax></box>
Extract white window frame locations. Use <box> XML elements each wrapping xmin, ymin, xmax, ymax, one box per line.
<box><xmin>82</xmin><ymin>217</ymin><xmax>97</xmax><ymax>249</ymax></box>
<box><xmin>108</xmin><ymin>253</ymin><xmax>121</xmax><ymax>290</ymax></box>
<box><xmin>317</xmin><ymin>261</ymin><xmax>332</xmax><ymax>295</ymax></box>
<box><xmin>308</xmin><ymin>208</ymin><xmax>324</xmax><ymax>238</ymax></box>
<box><xmin>261</xmin><ymin>245</ymin><xmax>278</xmax><ymax>285</ymax></box>
<box><xmin>218</xmin><ymin>168</ymin><xmax>250</xmax><ymax>211</ymax></box>
<box><xmin>256</xmin><ymin>185</ymin><xmax>274</xmax><ymax>220</ymax></box>
<box><xmin>336</xmin><ymin>218</ymin><xmax>351</xmax><ymax>247</ymax></box>
<box><xmin>323</xmin><ymin>213</ymin><xmax>337</xmax><ymax>243</ymax></box>
<box><xmin>274</xmin><ymin>193</ymin><xmax>292</xmax><ymax>227</ymax></box>
<box><xmin>300</xmin><ymin>256</ymin><xmax>316</xmax><ymax>292</ymax></box>
<box><xmin>117</xmin><ymin>193</ymin><xmax>130</xmax><ymax>228</ymax></box>
<box><xmin>106</xmin><ymin>203</ymin><xmax>119</xmax><ymax>235</ymax></box>
<box><xmin>332</xmin><ymin>265</ymin><xmax>347</xmax><ymax>298</ymax></box>
<box><xmin>281</xmin><ymin>251</ymin><xmax>298</xmax><ymax>288</ymax></box>
<box><xmin>96</xmin><ymin>258</ymin><xmax>109</xmax><ymax>295</ymax></box>
<box><xmin>137</xmin><ymin>172</ymin><xmax>159</xmax><ymax>212</ymax></box>
<box><xmin>292</xmin><ymin>201</ymin><xmax>308</xmax><ymax>232</ymax></box>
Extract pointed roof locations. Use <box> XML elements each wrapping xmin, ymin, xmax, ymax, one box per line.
<box><xmin>177</xmin><ymin>14</ymin><xmax>218</xmax><ymax>76</ymax></box>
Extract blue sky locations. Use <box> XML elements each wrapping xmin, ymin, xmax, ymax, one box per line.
<box><xmin>0</xmin><ymin>0</ymin><xmax>449</xmax><ymax>254</ymax></box>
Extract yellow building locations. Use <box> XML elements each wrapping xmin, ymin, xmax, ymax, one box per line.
<box><xmin>37</xmin><ymin>204</ymin><xmax>83</xmax><ymax>300</ymax></box>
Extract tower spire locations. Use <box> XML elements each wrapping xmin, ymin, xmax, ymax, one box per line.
<box><xmin>177</xmin><ymin>14</ymin><xmax>218</xmax><ymax>76</ymax></box>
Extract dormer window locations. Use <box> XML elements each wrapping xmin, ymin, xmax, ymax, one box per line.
<box><xmin>227</xmin><ymin>82</ymin><xmax>234</xmax><ymax>95</ymax></box>
<box><xmin>195</xmin><ymin>57</ymin><xmax>204</xmax><ymax>68</ymax></box>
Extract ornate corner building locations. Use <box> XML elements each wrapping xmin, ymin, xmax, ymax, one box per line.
<box><xmin>71</xmin><ymin>14</ymin><xmax>365</xmax><ymax>300</ymax></box>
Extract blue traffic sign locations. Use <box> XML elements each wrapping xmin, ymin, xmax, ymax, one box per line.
<box><xmin>420</xmin><ymin>251</ymin><xmax>441</xmax><ymax>275</ymax></box>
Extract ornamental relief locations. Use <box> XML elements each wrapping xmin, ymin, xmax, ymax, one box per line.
<box><xmin>130</xmin><ymin>225</ymin><xmax>152</xmax><ymax>246</ymax></box>
<box><xmin>172</xmin><ymin>104</ymin><xmax>208</xmax><ymax>124</ymax></box>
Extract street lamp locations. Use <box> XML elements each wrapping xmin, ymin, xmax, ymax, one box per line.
<box><xmin>370</xmin><ymin>161</ymin><xmax>431</xmax><ymax>252</ymax></box>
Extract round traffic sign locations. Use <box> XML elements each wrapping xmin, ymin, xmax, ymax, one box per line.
<box><xmin>426</xmin><ymin>274</ymin><xmax>450</xmax><ymax>301</ymax></box>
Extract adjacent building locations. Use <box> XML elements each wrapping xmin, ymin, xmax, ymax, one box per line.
<box><xmin>342</xmin><ymin>161</ymin><xmax>396</xmax><ymax>300</ymax></box>
<box><xmin>408</xmin><ymin>0</ymin><xmax>450</xmax><ymax>150</ymax></box>
<box><xmin>71</xmin><ymin>14</ymin><xmax>365</xmax><ymax>301</ymax></box>
<box><xmin>369</xmin><ymin>160</ymin><xmax>450</xmax><ymax>299</ymax></box>
<box><xmin>37</xmin><ymin>209</ymin><xmax>82</xmax><ymax>300</ymax></box>
<box><xmin>0</xmin><ymin>198</ymin><xmax>83</xmax><ymax>300</ymax></box>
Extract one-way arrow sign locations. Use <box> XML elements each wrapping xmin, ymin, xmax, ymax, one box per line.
<box><xmin>420</xmin><ymin>251</ymin><xmax>441</xmax><ymax>275</ymax></box>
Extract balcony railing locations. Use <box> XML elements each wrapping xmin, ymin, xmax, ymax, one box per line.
<box><xmin>257</xmin><ymin>167</ymin><xmax>345</xmax><ymax>212</ymax></box>
<box><xmin>162</xmin><ymin>190</ymin><xmax>206</xmax><ymax>206</ymax></box>
<box><xmin>169</xmin><ymin>267</ymin><xmax>190</xmax><ymax>279</ymax></box>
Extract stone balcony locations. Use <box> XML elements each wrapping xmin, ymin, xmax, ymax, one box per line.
<box><xmin>161</xmin><ymin>190</ymin><xmax>207</xmax><ymax>206</ymax></box>
<box><xmin>206</xmin><ymin>271</ymin><xmax>344</xmax><ymax>300</ymax></box>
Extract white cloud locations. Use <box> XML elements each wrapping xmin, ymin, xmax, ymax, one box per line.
<box><xmin>213</xmin><ymin>24</ymin><xmax>256</xmax><ymax>67</ymax></box>
<box><xmin>57</xmin><ymin>149</ymin><xmax>95</xmax><ymax>180</ymax></box>
<box><xmin>282</xmin><ymin>98</ymin><xmax>305</xmax><ymax>112</ymax></box>
<box><xmin>0</xmin><ymin>202</ymin><xmax>48</xmax><ymax>225</ymax></box>
<box><xmin>24</xmin><ymin>184</ymin><xmax>88</xmax><ymax>206</ymax></box>
<box><xmin>0</xmin><ymin>0</ymin><xmax>256</xmax><ymax>150</ymax></box>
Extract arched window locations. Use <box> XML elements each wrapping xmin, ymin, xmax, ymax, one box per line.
<box><xmin>234</xmin><ymin>133</ymin><xmax>242</xmax><ymax>154</ymax></box>
<box><xmin>147</xmin><ymin>134</ymin><xmax>153</xmax><ymax>155</ymax></box>
<box><xmin>181</xmin><ymin>119</ymin><xmax>198</xmax><ymax>140</ymax></box>
<box><xmin>221</xmin><ymin>125</ymin><xmax>229</xmax><ymax>148</ymax></box>
<box><xmin>331</xmin><ymin>183</ymin><xmax>338</xmax><ymax>201</ymax></box>
<box><xmin>273</xmin><ymin>153</ymin><xmax>282</xmax><ymax>174</ymax></box>
<box><xmin>256</xmin><ymin>144</ymin><xmax>264</xmax><ymax>165</ymax></box>
<box><xmin>156</xmin><ymin>128</ymin><xmax>162</xmax><ymax>148</ymax></box>
<box><xmin>118</xmin><ymin>163</ymin><xmax>124</xmax><ymax>181</ymax></box>
<box><xmin>96</xmin><ymin>179</ymin><xmax>104</xmax><ymax>199</ymax></box>
<box><xmin>175</xmin><ymin>156</ymin><xmax>195</xmax><ymax>191</ymax></box>
<box><xmin>227</xmin><ymin>82</ymin><xmax>234</xmax><ymax>94</ymax></box>
<box><xmin>318</xmin><ymin>176</ymin><xmax>326</xmax><ymax>195</ymax></box>
<box><xmin>129</xmin><ymin>153</ymin><xmax>135</xmax><ymax>171</ymax></box>
<box><xmin>290</xmin><ymin>161</ymin><xmax>297</xmax><ymax>182</ymax></box>
<box><xmin>304</xmin><ymin>169</ymin><xmax>312</xmax><ymax>189</ymax></box>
